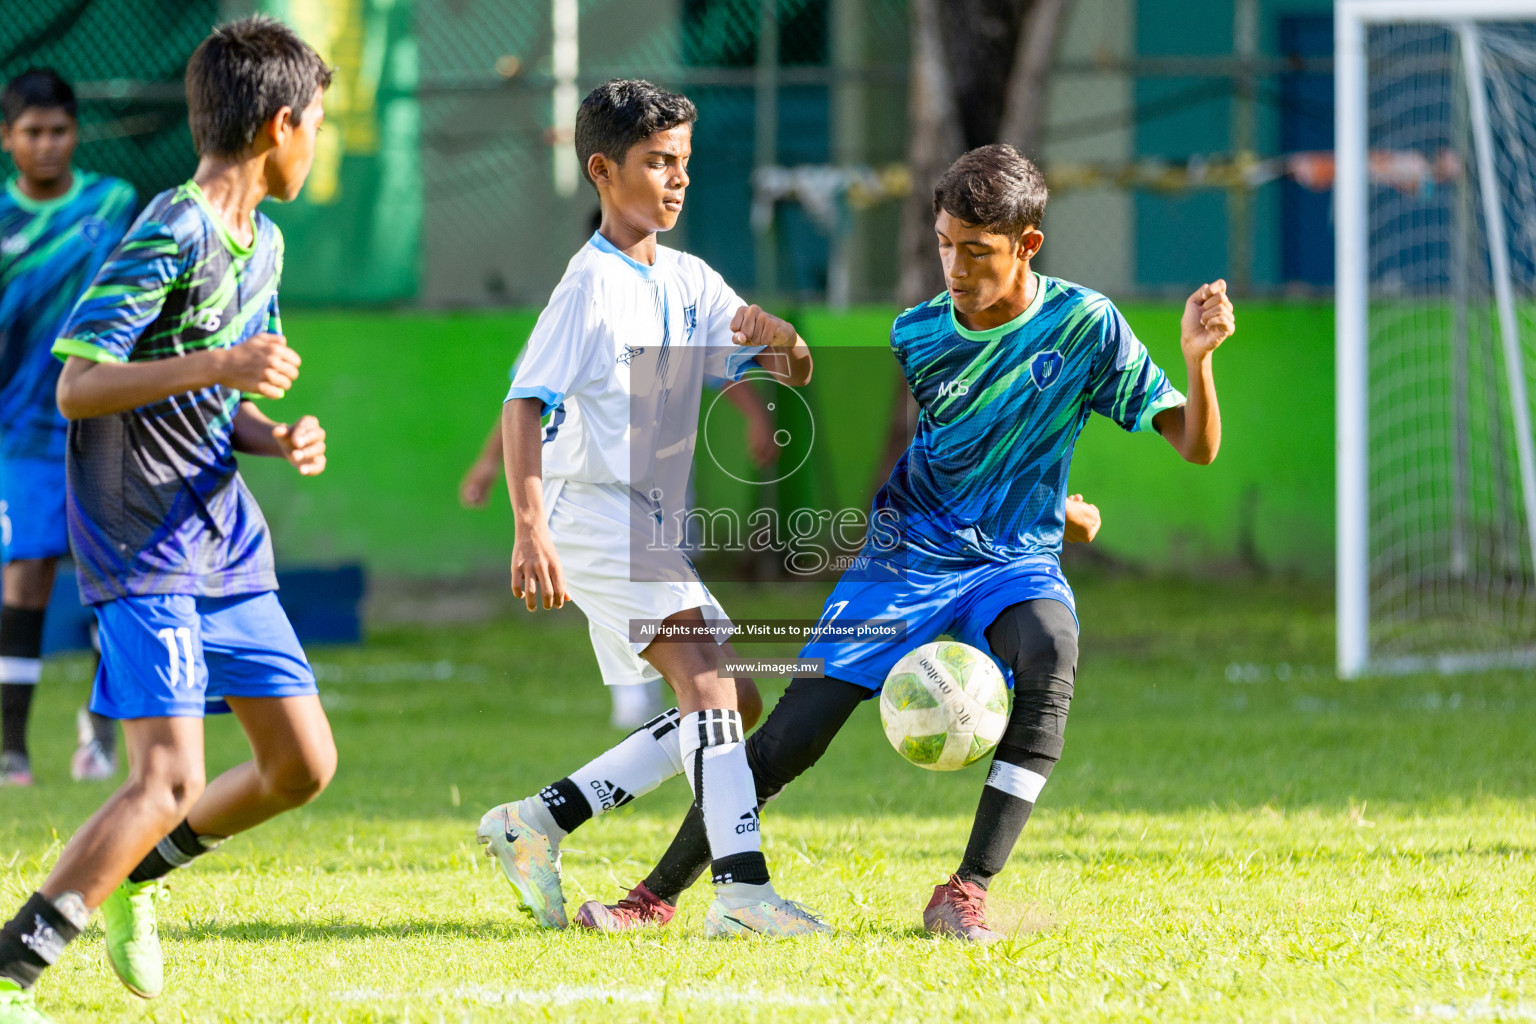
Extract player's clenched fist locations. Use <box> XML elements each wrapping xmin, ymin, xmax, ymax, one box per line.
<box><xmin>1064</xmin><ymin>493</ymin><xmax>1101</xmax><ymax>544</ymax></box>
<box><xmin>730</xmin><ymin>304</ymin><xmax>797</xmax><ymax>349</ymax></box>
<box><xmin>511</xmin><ymin>527</ymin><xmax>570</xmax><ymax>611</ymax></box>
<box><xmin>215</xmin><ymin>332</ymin><xmax>302</xmax><ymax>398</ymax></box>
<box><xmin>273</xmin><ymin>414</ymin><xmax>326</xmax><ymax>476</ymax></box>
<box><xmin>1180</xmin><ymin>279</ymin><xmax>1235</xmax><ymax>360</ymax></box>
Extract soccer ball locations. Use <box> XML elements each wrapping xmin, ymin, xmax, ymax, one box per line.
<box><xmin>879</xmin><ymin>641</ymin><xmax>1011</xmax><ymax>771</ymax></box>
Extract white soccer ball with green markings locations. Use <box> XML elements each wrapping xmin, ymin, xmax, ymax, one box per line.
<box><xmin>879</xmin><ymin>641</ymin><xmax>1011</xmax><ymax>771</ymax></box>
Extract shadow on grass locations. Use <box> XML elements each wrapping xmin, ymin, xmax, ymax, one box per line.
<box><xmin>880</xmin><ymin>914</ymin><xmax>1057</xmax><ymax>944</ymax></box>
<box><xmin>999</xmin><ymin>840</ymin><xmax>1536</xmax><ymax>865</ymax></box>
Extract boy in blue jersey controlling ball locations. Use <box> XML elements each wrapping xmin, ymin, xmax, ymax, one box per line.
<box><xmin>0</xmin><ymin>69</ymin><xmax>137</xmax><ymax>786</ymax></box>
<box><xmin>0</xmin><ymin>18</ymin><xmax>337</xmax><ymax>1022</ymax></box>
<box><xmin>572</xmin><ymin>144</ymin><xmax>1235</xmax><ymax>938</ymax></box>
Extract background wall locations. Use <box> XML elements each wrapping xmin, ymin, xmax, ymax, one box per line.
<box><xmin>258</xmin><ymin>0</ymin><xmax>421</xmax><ymax>303</ymax></box>
<box><xmin>1133</xmin><ymin>0</ymin><xmax>1335</xmax><ymax>293</ymax></box>
<box><xmin>242</xmin><ymin>300</ymin><xmax>1334</xmax><ymax>578</ymax></box>
<box><xmin>0</xmin><ymin>0</ymin><xmax>218</xmax><ymax>200</ymax></box>
<box><xmin>1</xmin><ymin>0</ymin><xmax>1346</xmax><ymax>583</ymax></box>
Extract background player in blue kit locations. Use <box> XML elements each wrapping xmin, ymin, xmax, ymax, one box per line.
<box><xmin>0</xmin><ymin>69</ymin><xmax>136</xmax><ymax>786</ymax></box>
<box><xmin>574</xmin><ymin>144</ymin><xmax>1236</xmax><ymax>940</ymax></box>
<box><xmin>0</xmin><ymin>19</ymin><xmax>337</xmax><ymax>1023</ymax></box>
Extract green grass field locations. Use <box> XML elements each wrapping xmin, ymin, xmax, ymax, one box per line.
<box><xmin>4</xmin><ymin>572</ymin><xmax>1535</xmax><ymax>1023</ymax></box>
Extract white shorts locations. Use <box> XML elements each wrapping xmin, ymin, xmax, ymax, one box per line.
<box><xmin>546</xmin><ymin>479</ymin><xmax>733</xmax><ymax>688</ymax></box>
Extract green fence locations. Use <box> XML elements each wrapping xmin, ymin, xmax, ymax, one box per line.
<box><xmin>0</xmin><ymin>1</ymin><xmax>216</xmax><ymax>202</ymax></box>
<box><xmin>258</xmin><ymin>0</ymin><xmax>420</xmax><ymax>303</ymax></box>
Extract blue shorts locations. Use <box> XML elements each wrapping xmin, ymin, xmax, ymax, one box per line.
<box><xmin>91</xmin><ymin>592</ymin><xmax>317</xmax><ymax>719</ymax></box>
<box><xmin>800</xmin><ymin>556</ymin><xmax>1078</xmax><ymax>691</ymax></box>
<box><xmin>0</xmin><ymin>455</ymin><xmax>68</xmax><ymax>562</ymax></box>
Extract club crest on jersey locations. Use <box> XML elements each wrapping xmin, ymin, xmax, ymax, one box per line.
<box><xmin>80</xmin><ymin>217</ymin><xmax>106</xmax><ymax>244</ymax></box>
<box><xmin>0</xmin><ymin>235</ymin><xmax>26</xmax><ymax>256</ymax></box>
<box><xmin>682</xmin><ymin>303</ymin><xmax>697</xmax><ymax>341</ymax></box>
<box><xmin>618</xmin><ymin>344</ymin><xmax>644</xmax><ymax>365</ymax></box>
<box><xmin>193</xmin><ymin>309</ymin><xmax>222</xmax><ymax>333</ymax></box>
<box><xmin>1029</xmin><ymin>350</ymin><xmax>1065</xmax><ymax>391</ymax></box>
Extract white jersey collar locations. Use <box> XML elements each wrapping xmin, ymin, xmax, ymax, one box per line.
<box><xmin>588</xmin><ymin>230</ymin><xmax>664</xmax><ymax>281</ymax></box>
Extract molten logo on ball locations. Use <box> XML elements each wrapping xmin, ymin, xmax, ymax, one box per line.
<box><xmin>879</xmin><ymin>641</ymin><xmax>1010</xmax><ymax>771</ymax></box>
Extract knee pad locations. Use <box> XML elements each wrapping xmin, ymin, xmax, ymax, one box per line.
<box><xmin>986</xmin><ymin>600</ymin><xmax>1079</xmax><ymax>764</ymax></box>
<box><xmin>986</xmin><ymin>599</ymin><xmax>1078</xmax><ymax>681</ymax></box>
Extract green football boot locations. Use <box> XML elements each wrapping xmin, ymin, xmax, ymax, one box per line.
<box><xmin>0</xmin><ymin>979</ymin><xmax>53</xmax><ymax>1024</ymax></box>
<box><xmin>704</xmin><ymin>892</ymin><xmax>834</xmax><ymax>938</ymax></box>
<box><xmin>476</xmin><ymin>801</ymin><xmax>568</xmax><ymax>928</ymax></box>
<box><xmin>101</xmin><ymin>879</ymin><xmax>163</xmax><ymax>998</ymax></box>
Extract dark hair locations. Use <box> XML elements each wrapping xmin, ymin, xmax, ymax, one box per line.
<box><xmin>2</xmin><ymin>68</ymin><xmax>76</xmax><ymax>125</ymax></box>
<box><xmin>185</xmin><ymin>15</ymin><xmax>332</xmax><ymax>158</ymax></box>
<box><xmin>932</xmin><ymin>144</ymin><xmax>1048</xmax><ymax>238</ymax></box>
<box><xmin>575</xmin><ymin>79</ymin><xmax>696</xmax><ymax>188</ymax></box>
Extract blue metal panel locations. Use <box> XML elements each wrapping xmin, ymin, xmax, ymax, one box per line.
<box><xmin>1280</xmin><ymin>14</ymin><xmax>1334</xmax><ymax>285</ymax></box>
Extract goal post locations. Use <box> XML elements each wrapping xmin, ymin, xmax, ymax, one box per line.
<box><xmin>1336</xmin><ymin>0</ymin><xmax>1536</xmax><ymax>677</ymax></box>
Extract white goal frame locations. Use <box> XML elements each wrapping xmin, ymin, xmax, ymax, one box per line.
<box><xmin>1336</xmin><ymin>0</ymin><xmax>1536</xmax><ymax>678</ymax></box>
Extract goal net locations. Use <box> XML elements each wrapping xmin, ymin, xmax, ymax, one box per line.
<box><xmin>1337</xmin><ymin>1</ymin><xmax>1536</xmax><ymax>676</ymax></box>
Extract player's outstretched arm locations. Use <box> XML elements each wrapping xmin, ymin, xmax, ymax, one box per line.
<box><xmin>233</xmin><ymin>401</ymin><xmax>327</xmax><ymax>476</ymax></box>
<box><xmin>55</xmin><ymin>333</ymin><xmax>301</xmax><ymax>420</ymax></box>
<box><xmin>731</xmin><ymin>304</ymin><xmax>813</xmax><ymax>387</ymax></box>
<box><xmin>1152</xmin><ymin>280</ymin><xmax>1234</xmax><ymax>465</ymax></box>
<box><xmin>1064</xmin><ymin>494</ymin><xmax>1101</xmax><ymax>543</ymax></box>
<box><xmin>503</xmin><ymin>397</ymin><xmax>569</xmax><ymax>611</ymax></box>
<box><xmin>460</xmin><ymin>416</ymin><xmax>505</xmax><ymax>507</ymax></box>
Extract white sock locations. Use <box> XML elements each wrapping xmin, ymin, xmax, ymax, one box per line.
<box><xmin>679</xmin><ymin>708</ymin><xmax>771</xmax><ymax>888</ymax></box>
<box><xmin>524</xmin><ymin>710</ymin><xmax>685</xmax><ymax>844</ymax></box>
<box><xmin>568</xmin><ymin>708</ymin><xmax>684</xmax><ymax>815</ymax></box>
<box><xmin>0</xmin><ymin>657</ymin><xmax>41</xmax><ymax>684</ymax></box>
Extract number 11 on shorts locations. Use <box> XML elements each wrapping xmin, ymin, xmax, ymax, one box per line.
<box><xmin>157</xmin><ymin>626</ymin><xmax>195</xmax><ymax>689</ymax></box>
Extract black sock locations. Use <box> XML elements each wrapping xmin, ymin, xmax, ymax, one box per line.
<box><xmin>956</xmin><ymin>753</ymin><xmax>1056</xmax><ymax>890</ymax></box>
<box><xmin>537</xmin><ymin>778</ymin><xmax>591</xmax><ymax>836</ymax></box>
<box><xmin>0</xmin><ymin>686</ymin><xmax>34</xmax><ymax>758</ymax></box>
<box><xmin>86</xmin><ymin>648</ymin><xmax>115</xmax><ymax>757</ymax></box>
<box><xmin>0</xmin><ymin>607</ymin><xmax>46</xmax><ymax>757</ymax></box>
<box><xmin>960</xmin><ymin>600</ymin><xmax>1079</xmax><ymax>890</ymax></box>
<box><xmin>0</xmin><ymin>892</ymin><xmax>85</xmax><ymax>989</ymax></box>
<box><xmin>128</xmin><ymin>820</ymin><xmax>219</xmax><ymax>883</ymax></box>
<box><xmin>642</xmin><ymin>803</ymin><xmax>711</xmax><ymax>905</ymax></box>
<box><xmin>88</xmin><ymin>712</ymin><xmax>116</xmax><ymax>757</ymax></box>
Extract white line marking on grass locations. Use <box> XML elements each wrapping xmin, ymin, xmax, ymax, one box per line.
<box><xmin>1416</xmin><ymin>1001</ymin><xmax>1536</xmax><ymax>1020</ymax></box>
<box><xmin>336</xmin><ymin>984</ymin><xmax>835</xmax><ymax>1008</ymax></box>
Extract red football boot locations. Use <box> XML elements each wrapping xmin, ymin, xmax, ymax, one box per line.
<box><xmin>573</xmin><ymin>882</ymin><xmax>677</xmax><ymax>932</ymax></box>
<box><xmin>923</xmin><ymin>873</ymin><xmax>1000</xmax><ymax>943</ymax></box>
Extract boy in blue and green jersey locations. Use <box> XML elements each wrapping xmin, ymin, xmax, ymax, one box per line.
<box><xmin>0</xmin><ymin>69</ymin><xmax>136</xmax><ymax>787</ymax></box>
<box><xmin>575</xmin><ymin>145</ymin><xmax>1236</xmax><ymax>941</ymax></box>
<box><xmin>0</xmin><ymin>19</ymin><xmax>337</xmax><ymax>1023</ymax></box>
<box><xmin>55</xmin><ymin>182</ymin><xmax>288</xmax><ymax>603</ymax></box>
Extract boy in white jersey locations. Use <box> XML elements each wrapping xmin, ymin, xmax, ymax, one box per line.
<box><xmin>458</xmin><ymin>345</ymin><xmax>779</xmax><ymax>731</ymax></box>
<box><xmin>475</xmin><ymin>79</ymin><xmax>829</xmax><ymax>937</ymax></box>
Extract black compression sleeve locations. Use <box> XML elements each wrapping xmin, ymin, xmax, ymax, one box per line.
<box><xmin>958</xmin><ymin>599</ymin><xmax>1080</xmax><ymax>889</ymax></box>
